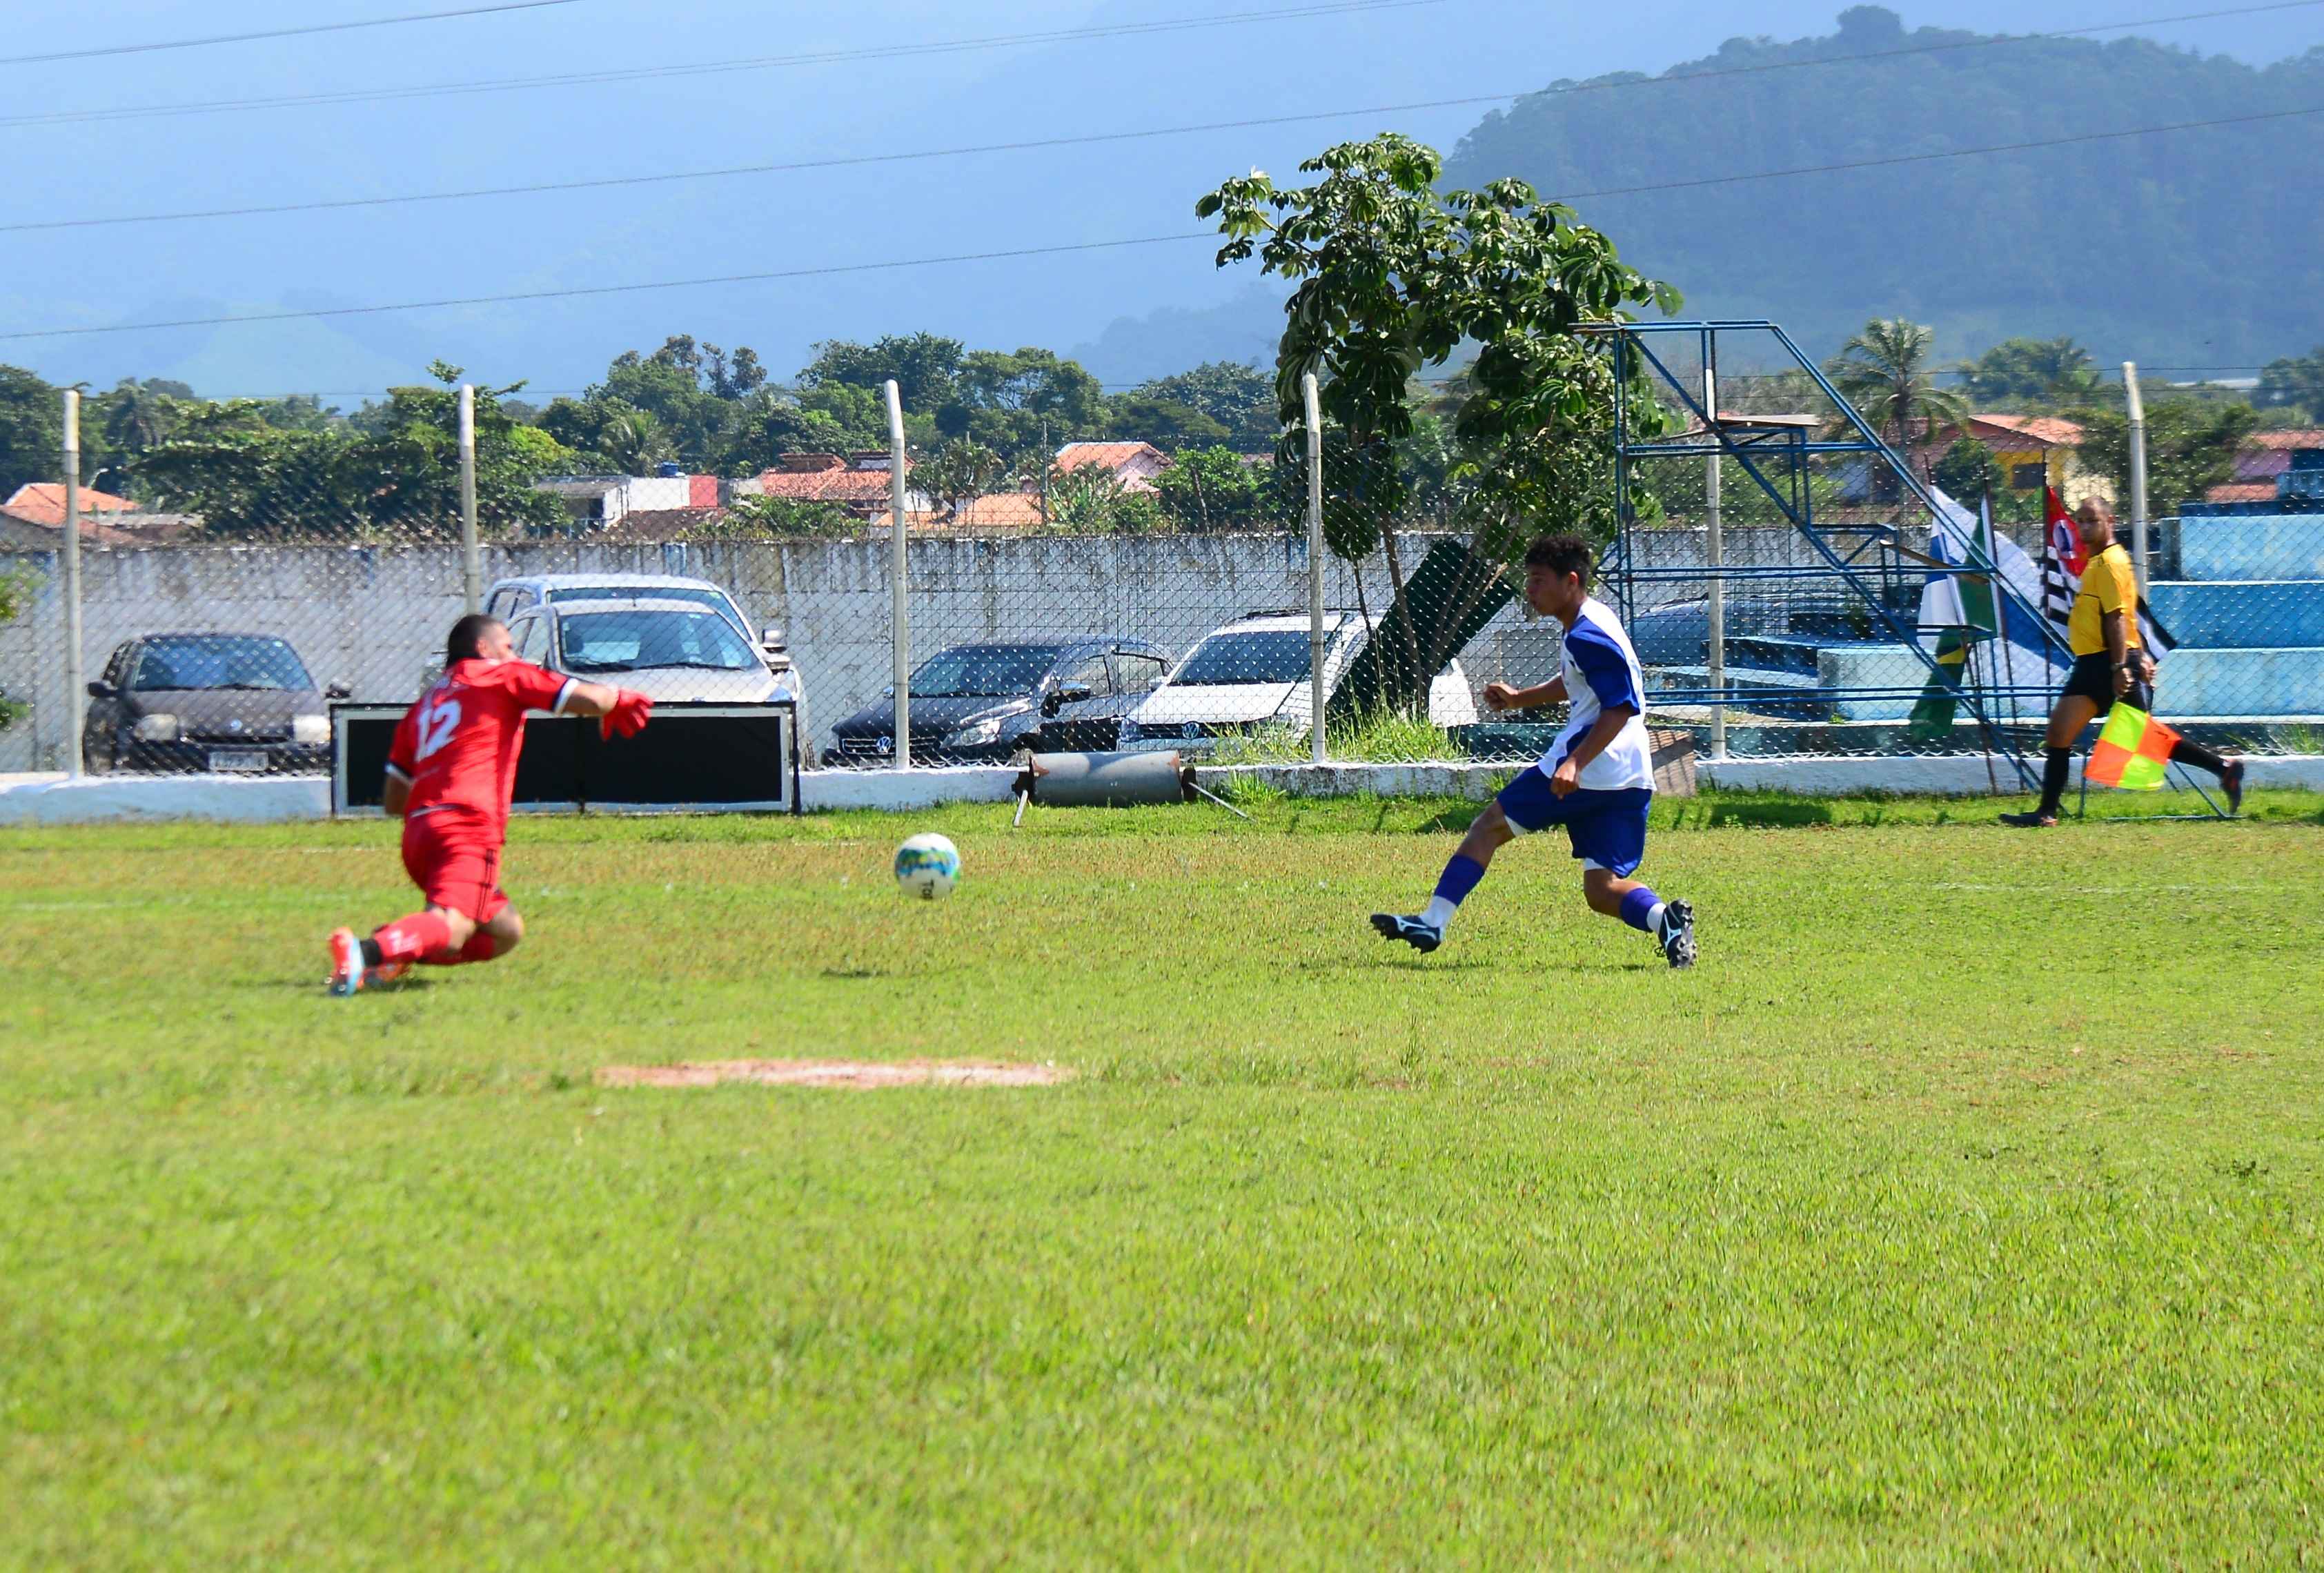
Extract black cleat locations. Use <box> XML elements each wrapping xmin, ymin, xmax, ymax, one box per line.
<box><xmin>2222</xmin><ymin>758</ymin><xmax>2245</xmax><ymax>815</ymax></box>
<box><xmin>1656</xmin><ymin>899</ymin><xmax>1696</xmax><ymax>969</ymax></box>
<box><xmin>1999</xmin><ymin>811</ymin><xmax>2058</xmax><ymax>829</ymax></box>
<box><xmin>1370</xmin><ymin>913</ymin><xmax>1442</xmax><ymax>953</ymax></box>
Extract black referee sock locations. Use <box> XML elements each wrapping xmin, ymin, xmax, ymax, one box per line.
<box><xmin>2038</xmin><ymin>747</ymin><xmax>2072</xmax><ymax>817</ymax></box>
<box><xmin>2169</xmin><ymin>737</ymin><xmax>2228</xmax><ymax>778</ymax></box>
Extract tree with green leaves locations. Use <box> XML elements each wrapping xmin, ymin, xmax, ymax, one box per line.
<box><xmin>798</xmin><ymin>333</ymin><xmax>965</xmax><ymax>410</ymax></box>
<box><xmin>1199</xmin><ymin>132</ymin><xmax>1677</xmax><ymax>709</ymax></box>
<box><xmin>2257</xmin><ymin>347</ymin><xmax>2324</xmax><ymax>423</ymax></box>
<box><xmin>1824</xmin><ymin>318</ymin><xmax>1970</xmax><ymax>482</ymax></box>
<box><xmin>698</xmin><ymin>494</ymin><xmax>857</xmax><ymax>538</ymax></box>
<box><xmin>1103</xmin><ymin>393</ymin><xmax>1230</xmax><ymax>452</ymax></box>
<box><xmin>0</xmin><ymin>365</ymin><xmax>65</xmax><ymax>495</ymax></box>
<box><xmin>141</xmin><ymin>364</ymin><xmax>571</xmax><ymax>540</ymax></box>
<box><xmin>2074</xmin><ymin>398</ymin><xmax>2258</xmax><ymax>515</ymax></box>
<box><xmin>1130</xmin><ymin>362</ymin><xmax>1279</xmax><ymax>449</ymax></box>
<box><xmin>1956</xmin><ymin>336</ymin><xmax>2100</xmax><ymax>406</ymax></box>
<box><xmin>914</xmin><ymin>439</ymin><xmax>1010</xmax><ymax>522</ymax></box>
<box><xmin>0</xmin><ymin>565</ymin><xmax>30</xmax><ymax>733</ymax></box>
<box><xmin>939</xmin><ymin>348</ymin><xmax>1107</xmax><ymax>459</ymax></box>
<box><xmin>1932</xmin><ymin>437</ymin><xmax>2001</xmax><ymax>502</ymax></box>
<box><xmin>1043</xmin><ymin>463</ymin><xmax>1163</xmax><ymax>534</ymax></box>
<box><xmin>1152</xmin><ymin>446</ymin><xmax>1275</xmax><ymax>532</ymax></box>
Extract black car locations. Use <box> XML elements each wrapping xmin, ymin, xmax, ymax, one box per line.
<box><xmin>823</xmin><ymin>637</ymin><xmax>1173</xmax><ymax>766</ymax></box>
<box><xmin>83</xmin><ymin>633</ymin><xmax>348</xmax><ymax>775</ymax></box>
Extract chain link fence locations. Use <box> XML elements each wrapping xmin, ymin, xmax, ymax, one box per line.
<box><xmin>3</xmin><ymin>373</ymin><xmax>2319</xmax><ymax>786</ymax></box>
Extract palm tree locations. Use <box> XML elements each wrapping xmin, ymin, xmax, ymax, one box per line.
<box><xmin>1824</xmin><ymin>318</ymin><xmax>1971</xmax><ymax>483</ymax></box>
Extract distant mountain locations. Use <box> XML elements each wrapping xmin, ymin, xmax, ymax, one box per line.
<box><xmin>1445</xmin><ymin>6</ymin><xmax>2324</xmax><ymax>368</ymax></box>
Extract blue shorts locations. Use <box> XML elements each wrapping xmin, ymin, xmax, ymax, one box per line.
<box><xmin>1495</xmin><ymin>769</ymin><xmax>1653</xmax><ymax>876</ymax></box>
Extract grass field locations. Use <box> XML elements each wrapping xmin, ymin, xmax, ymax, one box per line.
<box><xmin>6</xmin><ymin>791</ymin><xmax>2324</xmax><ymax>1567</ymax></box>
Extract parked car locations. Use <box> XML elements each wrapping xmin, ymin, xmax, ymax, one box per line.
<box><xmin>504</xmin><ymin>598</ymin><xmax>791</xmax><ymax>705</ymax></box>
<box><xmin>1118</xmin><ymin>609</ymin><xmax>1477</xmax><ymax>753</ymax></box>
<box><xmin>823</xmin><ymin>637</ymin><xmax>1173</xmax><ymax>766</ymax></box>
<box><xmin>453</xmin><ymin>573</ymin><xmax>807</xmax><ymax>735</ymax></box>
<box><xmin>83</xmin><ymin>632</ymin><xmax>347</xmax><ymax>775</ymax></box>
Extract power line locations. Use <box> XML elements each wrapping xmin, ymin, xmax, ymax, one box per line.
<box><xmin>20</xmin><ymin>8</ymin><xmax>2324</xmax><ymax>237</ymax></box>
<box><xmin>0</xmin><ymin>0</ymin><xmax>2309</xmax><ymax>132</ymax></box>
<box><xmin>0</xmin><ymin>0</ymin><xmax>1442</xmax><ymax>131</ymax></box>
<box><xmin>0</xmin><ymin>235</ymin><xmax>1212</xmax><ymax>343</ymax></box>
<box><xmin>10</xmin><ymin>89</ymin><xmax>2324</xmax><ymax>347</ymax></box>
<box><xmin>0</xmin><ymin>0</ymin><xmax>580</xmax><ymax>68</ymax></box>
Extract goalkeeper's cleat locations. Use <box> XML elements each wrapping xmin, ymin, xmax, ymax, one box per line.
<box><xmin>1370</xmin><ymin>913</ymin><xmax>1443</xmax><ymax>954</ymax></box>
<box><xmin>2222</xmin><ymin>758</ymin><xmax>2245</xmax><ymax>815</ymax></box>
<box><xmin>1999</xmin><ymin>811</ymin><xmax>2058</xmax><ymax>829</ymax></box>
<box><xmin>1656</xmin><ymin>899</ymin><xmax>1697</xmax><ymax>970</ymax></box>
<box><xmin>327</xmin><ymin>927</ymin><xmax>367</xmax><ymax>996</ymax></box>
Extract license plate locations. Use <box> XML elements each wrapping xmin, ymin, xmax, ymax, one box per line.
<box><xmin>207</xmin><ymin>749</ymin><xmax>267</xmax><ymax>773</ymax></box>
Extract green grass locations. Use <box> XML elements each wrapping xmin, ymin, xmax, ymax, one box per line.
<box><xmin>6</xmin><ymin>791</ymin><xmax>2324</xmax><ymax>1567</ymax></box>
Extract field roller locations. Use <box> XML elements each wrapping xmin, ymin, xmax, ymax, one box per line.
<box><xmin>1010</xmin><ymin>751</ymin><xmax>1249</xmax><ymax>826</ymax></box>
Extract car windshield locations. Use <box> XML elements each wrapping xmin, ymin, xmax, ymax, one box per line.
<box><xmin>547</xmin><ymin>586</ymin><xmax>745</xmax><ymax>636</ymax></box>
<box><xmin>558</xmin><ymin>609</ymin><xmax>760</xmax><ymax>673</ymax></box>
<box><xmin>909</xmin><ymin>644</ymin><xmax>1062</xmax><ymax>698</ymax></box>
<box><xmin>1171</xmin><ymin>630</ymin><xmax>1312</xmax><ymax>687</ymax></box>
<box><xmin>130</xmin><ymin>635</ymin><xmax>313</xmax><ymax>693</ymax></box>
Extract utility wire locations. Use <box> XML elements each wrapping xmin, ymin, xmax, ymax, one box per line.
<box><xmin>8</xmin><ymin>92</ymin><xmax>2323</xmax><ymax>344</ymax></box>
<box><xmin>0</xmin><ymin>0</ymin><xmax>580</xmax><ymax>68</ymax></box>
<box><xmin>0</xmin><ymin>0</ymin><xmax>2310</xmax><ymax>131</ymax></box>
<box><xmin>0</xmin><ymin>0</ymin><xmax>1441</xmax><ymax>130</ymax></box>
<box><xmin>12</xmin><ymin>2</ymin><xmax>2323</xmax><ymax>235</ymax></box>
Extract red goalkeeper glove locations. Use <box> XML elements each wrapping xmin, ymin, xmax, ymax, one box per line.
<box><xmin>600</xmin><ymin>689</ymin><xmax>653</xmax><ymax>740</ymax></box>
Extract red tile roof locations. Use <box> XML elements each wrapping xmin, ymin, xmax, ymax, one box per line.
<box><xmin>2205</xmin><ymin>483</ymin><xmax>2281</xmax><ymax>504</ymax></box>
<box><xmin>2246</xmin><ymin>429</ymin><xmax>2324</xmax><ymax>450</ymax></box>
<box><xmin>1</xmin><ymin>482</ymin><xmax>140</xmax><ymax>527</ymax></box>
<box><xmin>749</xmin><ymin>467</ymin><xmax>899</xmax><ymax>503</ymax></box>
<box><xmin>1054</xmin><ymin>441</ymin><xmax>1167</xmax><ymax>472</ymax></box>
<box><xmin>1967</xmin><ymin>415</ymin><xmax>2083</xmax><ymax>448</ymax></box>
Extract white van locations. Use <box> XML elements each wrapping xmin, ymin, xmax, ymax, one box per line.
<box><xmin>1116</xmin><ymin>609</ymin><xmax>1477</xmax><ymax>753</ymax></box>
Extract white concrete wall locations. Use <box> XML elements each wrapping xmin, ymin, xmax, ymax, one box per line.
<box><xmin>1</xmin><ymin>531</ymin><xmax>1609</xmax><ymax>771</ymax></box>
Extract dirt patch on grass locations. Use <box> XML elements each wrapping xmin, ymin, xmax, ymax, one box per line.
<box><xmin>595</xmin><ymin>1058</ymin><xmax>1074</xmax><ymax>1090</ymax></box>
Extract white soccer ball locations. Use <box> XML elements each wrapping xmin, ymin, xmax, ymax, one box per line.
<box><xmin>894</xmin><ymin>832</ymin><xmax>961</xmax><ymax>900</ymax></box>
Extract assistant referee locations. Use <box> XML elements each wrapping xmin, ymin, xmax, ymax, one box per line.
<box><xmin>2003</xmin><ymin>499</ymin><xmax>2242</xmax><ymax>826</ymax></box>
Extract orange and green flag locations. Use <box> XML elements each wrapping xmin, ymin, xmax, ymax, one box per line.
<box><xmin>2085</xmin><ymin>704</ymin><xmax>2181</xmax><ymax>791</ymax></box>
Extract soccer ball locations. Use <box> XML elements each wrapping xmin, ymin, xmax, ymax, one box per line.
<box><xmin>894</xmin><ymin>833</ymin><xmax>960</xmax><ymax>900</ymax></box>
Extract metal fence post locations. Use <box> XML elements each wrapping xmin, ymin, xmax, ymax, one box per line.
<box><xmin>1703</xmin><ymin>349</ymin><xmax>1726</xmax><ymax>760</ymax></box>
<box><xmin>458</xmin><ymin>384</ymin><xmax>481</xmax><ymax>613</ymax></box>
<box><xmin>1303</xmin><ymin>371</ymin><xmax>1326</xmax><ymax>765</ymax></box>
<box><xmin>885</xmin><ymin>379</ymin><xmax>910</xmax><ymax>770</ymax></box>
<box><xmin>61</xmin><ymin>389</ymin><xmax>83</xmax><ymax>778</ymax></box>
<box><xmin>2123</xmin><ymin>362</ymin><xmax>2149</xmax><ymax>597</ymax></box>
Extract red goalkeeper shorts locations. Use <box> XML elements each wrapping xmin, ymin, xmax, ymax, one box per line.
<box><xmin>400</xmin><ymin>810</ymin><xmax>509</xmax><ymax>924</ymax></box>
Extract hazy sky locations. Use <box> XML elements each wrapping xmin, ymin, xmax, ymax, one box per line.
<box><xmin>3</xmin><ymin>1</ymin><xmax>2316</xmax><ymax>397</ymax></box>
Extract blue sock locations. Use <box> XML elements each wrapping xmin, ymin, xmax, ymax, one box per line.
<box><xmin>1421</xmin><ymin>853</ymin><xmax>1486</xmax><ymax>930</ymax></box>
<box><xmin>1618</xmin><ymin>885</ymin><xmax>1663</xmax><ymax>933</ymax></box>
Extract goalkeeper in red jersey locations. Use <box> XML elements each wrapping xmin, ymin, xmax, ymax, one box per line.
<box><xmin>326</xmin><ymin>613</ymin><xmax>653</xmax><ymax>996</ymax></box>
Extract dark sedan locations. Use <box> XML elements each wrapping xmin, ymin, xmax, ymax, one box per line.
<box><xmin>823</xmin><ymin>637</ymin><xmax>1172</xmax><ymax>766</ymax></box>
<box><xmin>83</xmin><ymin>633</ymin><xmax>348</xmax><ymax>775</ymax></box>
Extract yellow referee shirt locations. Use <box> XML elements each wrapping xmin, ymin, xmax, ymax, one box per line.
<box><xmin>2068</xmin><ymin>542</ymin><xmax>2141</xmax><ymax>657</ymax></box>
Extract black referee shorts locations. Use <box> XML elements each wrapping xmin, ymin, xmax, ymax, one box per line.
<box><xmin>2060</xmin><ymin>651</ymin><xmax>2151</xmax><ymax>713</ymax></box>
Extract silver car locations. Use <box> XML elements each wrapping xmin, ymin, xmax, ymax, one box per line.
<box><xmin>506</xmin><ymin>597</ymin><xmax>790</xmax><ymax>705</ymax></box>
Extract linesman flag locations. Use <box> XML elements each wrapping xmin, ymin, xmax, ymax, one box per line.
<box><xmin>2085</xmin><ymin>703</ymin><xmax>2182</xmax><ymax>791</ymax></box>
<box><xmin>2040</xmin><ymin>486</ymin><xmax>2178</xmax><ymax>659</ymax></box>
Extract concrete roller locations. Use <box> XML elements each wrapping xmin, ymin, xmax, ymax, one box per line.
<box><xmin>1010</xmin><ymin>751</ymin><xmax>1248</xmax><ymax>822</ymax></box>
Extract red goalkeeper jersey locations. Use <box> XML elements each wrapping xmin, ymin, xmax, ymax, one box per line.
<box><xmin>386</xmin><ymin>658</ymin><xmax>573</xmax><ymax>838</ymax></box>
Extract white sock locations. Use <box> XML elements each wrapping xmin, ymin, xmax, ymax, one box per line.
<box><xmin>1420</xmin><ymin>896</ymin><xmax>1457</xmax><ymax>932</ymax></box>
<box><xmin>1646</xmin><ymin>901</ymin><xmax>1668</xmax><ymax>936</ymax></box>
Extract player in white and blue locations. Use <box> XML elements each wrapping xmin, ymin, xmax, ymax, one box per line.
<box><xmin>1372</xmin><ymin>534</ymin><xmax>1696</xmax><ymax>968</ymax></box>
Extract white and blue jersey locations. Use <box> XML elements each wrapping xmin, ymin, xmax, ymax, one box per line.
<box><xmin>1539</xmin><ymin>597</ymin><xmax>1653</xmax><ymax>791</ymax></box>
<box><xmin>1497</xmin><ymin>596</ymin><xmax>1655</xmax><ymax>875</ymax></box>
